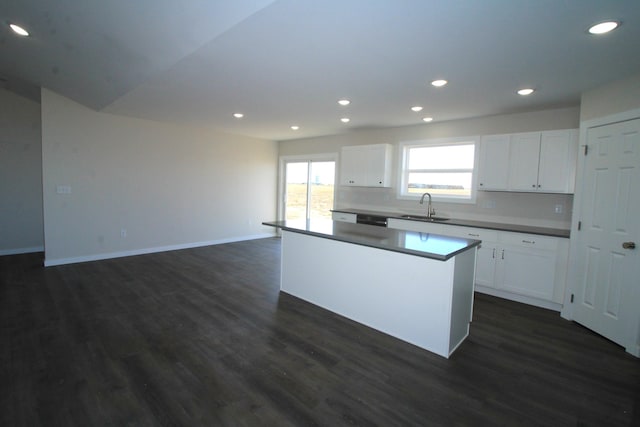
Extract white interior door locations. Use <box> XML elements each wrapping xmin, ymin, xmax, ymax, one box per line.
<box><xmin>572</xmin><ymin>118</ymin><xmax>640</xmax><ymax>355</ymax></box>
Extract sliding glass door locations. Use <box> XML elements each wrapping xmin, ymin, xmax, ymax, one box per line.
<box><xmin>281</xmin><ymin>157</ymin><xmax>336</xmax><ymax>221</ymax></box>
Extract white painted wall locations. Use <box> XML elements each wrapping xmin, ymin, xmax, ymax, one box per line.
<box><xmin>41</xmin><ymin>89</ymin><xmax>277</xmax><ymax>265</ymax></box>
<box><xmin>0</xmin><ymin>88</ymin><xmax>44</xmax><ymax>255</ymax></box>
<box><xmin>279</xmin><ymin>107</ymin><xmax>580</xmax><ymax>228</ymax></box>
<box><xmin>580</xmin><ymin>73</ymin><xmax>640</xmax><ymax>122</ymax></box>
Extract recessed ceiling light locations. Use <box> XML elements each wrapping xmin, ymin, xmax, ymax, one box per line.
<box><xmin>338</xmin><ymin>99</ymin><xmax>350</xmax><ymax>106</ymax></box>
<box><xmin>517</xmin><ymin>88</ymin><xmax>535</xmax><ymax>96</ymax></box>
<box><xmin>9</xmin><ymin>23</ymin><xmax>29</xmax><ymax>37</ymax></box>
<box><xmin>431</xmin><ymin>79</ymin><xmax>448</xmax><ymax>87</ymax></box>
<box><xmin>422</xmin><ymin>117</ymin><xmax>433</xmax><ymax>122</ymax></box>
<box><xmin>233</xmin><ymin>113</ymin><xmax>244</xmax><ymax>118</ymax></box>
<box><xmin>411</xmin><ymin>106</ymin><xmax>423</xmax><ymax>112</ymax></box>
<box><xmin>291</xmin><ymin>125</ymin><xmax>300</xmax><ymax>130</ymax></box>
<box><xmin>588</xmin><ymin>21</ymin><xmax>620</xmax><ymax>35</ymax></box>
<box><xmin>341</xmin><ymin>118</ymin><xmax>350</xmax><ymax>123</ymax></box>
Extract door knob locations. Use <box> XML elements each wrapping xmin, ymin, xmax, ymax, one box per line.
<box><xmin>622</xmin><ymin>242</ymin><xmax>636</xmax><ymax>249</ymax></box>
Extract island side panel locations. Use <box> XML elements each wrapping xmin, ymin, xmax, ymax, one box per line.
<box><xmin>448</xmin><ymin>247</ymin><xmax>477</xmax><ymax>355</ymax></box>
<box><xmin>280</xmin><ymin>230</ymin><xmax>463</xmax><ymax>358</ymax></box>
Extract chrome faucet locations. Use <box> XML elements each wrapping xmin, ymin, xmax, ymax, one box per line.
<box><xmin>419</xmin><ymin>192</ymin><xmax>435</xmax><ymax>218</ymax></box>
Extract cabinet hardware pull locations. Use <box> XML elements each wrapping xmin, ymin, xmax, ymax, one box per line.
<box><xmin>522</xmin><ymin>239</ymin><xmax>535</xmax><ymax>244</ymax></box>
<box><xmin>622</xmin><ymin>242</ymin><xmax>636</xmax><ymax>249</ymax></box>
<box><xmin>532</xmin><ymin>184</ymin><xmax>536</xmax><ymax>188</ymax></box>
<box><xmin>492</xmin><ymin>248</ymin><xmax>496</xmax><ymax>259</ymax></box>
<box><xmin>469</xmin><ymin>233</ymin><xmax>479</xmax><ymax>237</ymax></box>
<box><xmin>501</xmin><ymin>249</ymin><xmax>505</xmax><ymax>259</ymax></box>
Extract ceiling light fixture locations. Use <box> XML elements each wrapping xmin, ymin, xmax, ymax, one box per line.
<box><xmin>341</xmin><ymin>118</ymin><xmax>350</xmax><ymax>123</ymax></box>
<box><xmin>422</xmin><ymin>117</ymin><xmax>433</xmax><ymax>122</ymax></box>
<box><xmin>517</xmin><ymin>88</ymin><xmax>535</xmax><ymax>96</ymax></box>
<box><xmin>233</xmin><ymin>113</ymin><xmax>244</xmax><ymax>118</ymax></box>
<box><xmin>291</xmin><ymin>125</ymin><xmax>300</xmax><ymax>130</ymax></box>
<box><xmin>588</xmin><ymin>21</ymin><xmax>620</xmax><ymax>35</ymax></box>
<box><xmin>9</xmin><ymin>23</ymin><xmax>29</xmax><ymax>37</ymax></box>
<box><xmin>431</xmin><ymin>79</ymin><xmax>448</xmax><ymax>87</ymax></box>
<box><xmin>338</xmin><ymin>99</ymin><xmax>350</xmax><ymax>106</ymax></box>
<box><xmin>411</xmin><ymin>106</ymin><xmax>423</xmax><ymax>112</ymax></box>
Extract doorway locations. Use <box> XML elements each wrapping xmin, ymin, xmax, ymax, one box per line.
<box><xmin>280</xmin><ymin>155</ymin><xmax>336</xmax><ymax>221</ymax></box>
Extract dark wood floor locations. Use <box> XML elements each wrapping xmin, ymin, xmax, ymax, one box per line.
<box><xmin>1</xmin><ymin>237</ymin><xmax>639</xmax><ymax>426</ymax></box>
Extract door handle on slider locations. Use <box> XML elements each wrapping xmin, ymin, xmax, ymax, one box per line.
<box><xmin>622</xmin><ymin>242</ymin><xmax>636</xmax><ymax>250</ymax></box>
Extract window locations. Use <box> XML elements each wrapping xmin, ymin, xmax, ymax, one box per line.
<box><xmin>399</xmin><ymin>138</ymin><xmax>478</xmax><ymax>202</ymax></box>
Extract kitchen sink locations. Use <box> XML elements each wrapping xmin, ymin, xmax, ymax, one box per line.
<box><xmin>400</xmin><ymin>214</ymin><xmax>450</xmax><ymax>222</ymax></box>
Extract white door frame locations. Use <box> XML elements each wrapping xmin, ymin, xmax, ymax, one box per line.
<box><xmin>277</xmin><ymin>153</ymin><xmax>338</xmax><ymax>222</ymax></box>
<box><xmin>562</xmin><ymin>107</ymin><xmax>640</xmax><ymax>357</ymax></box>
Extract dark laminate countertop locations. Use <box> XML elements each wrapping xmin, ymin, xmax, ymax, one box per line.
<box><xmin>263</xmin><ymin>219</ymin><xmax>480</xmax><ymax>261</ymax></box>
<box><xmin>331</xmin><ymin>208</ymin><xmax>571</xmax><ymax>238</ymax></box>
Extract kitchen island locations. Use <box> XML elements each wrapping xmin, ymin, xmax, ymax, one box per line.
<box><xmin>263</xmin><ymin>219</ymin><xmax>480</xmax><ymax>358</ymax></box>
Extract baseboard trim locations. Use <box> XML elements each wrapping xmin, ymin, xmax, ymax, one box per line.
<box><xmin>0</xmin><ymin>246</ymin><xmax>44</xmax><ymax>256</ymax></box>
<box><xmin>475</xmin><ymin>285</ymin><xmax>563</xmax><ymax>312</ymax></box>
<box><xmin>43</xmin><ymin>233</ymin><xmax>275</xmax><ymax>267</ymax></box>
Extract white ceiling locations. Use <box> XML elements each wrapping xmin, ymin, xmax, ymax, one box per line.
<box><xmin>2</xmin><ymin>0</ymin><xmax>640</xmax><ymax>141</ymax></box>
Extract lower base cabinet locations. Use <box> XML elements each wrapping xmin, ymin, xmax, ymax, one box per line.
<box><xmin>387</xmin><ymin>218</ymin><xmax>569</xmax><ymax>309</ymax></box>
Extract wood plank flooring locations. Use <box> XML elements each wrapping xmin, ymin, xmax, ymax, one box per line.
<box><xmin>1</xmin><ymin>237</ymin><xmax>639</xmax><ymax>426</ymax></box>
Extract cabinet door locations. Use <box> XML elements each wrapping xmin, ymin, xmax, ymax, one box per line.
<box><xmin>508</xmin><ymin>132</ymin><xmax>541</xmax><ymax>191</ymax></box>
<box><xmin>497</xmin><ymin>245</ymin><xmax>556</xmax><ymax>300</ymax></box>
<box><xmin>475</xmin><ymin>242</ymin><xmax>497</xmax><ymax>288</ymax></box>
<box><xmin>339</xmin><ymin>147</ymin><xmax>365</xmax><ymax>186</ymax></box>
<box><xmin>340</xmin><ymin>144</ymin><xmax>392</xmax><ymax>187</ymax></box>
<box><xmin>537</xmin><ymin>129</ymin><xmax>578</xmax><ymax>193</ymax></box>
<box><xmin>478</xmin><ymin>135</ymin><xmax>510</xmax><ymax>190</ymax></box>
<box><xmin>366</xmin><ymin>144</ymin><xmax>392</xmax><ymax>187</ymax></box>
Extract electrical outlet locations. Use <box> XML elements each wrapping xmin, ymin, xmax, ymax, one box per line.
<box><xmin>554</xmin><ymin>204</ymin><xmax>563</xmax><ymax>214</ymax></box>
<box><xmin>483</xmin><ymin>200</ymin><xmax>496</xmax><ymax>209</ymax></box>
<box><xmin>56</xmin><ymin>185</ymin><xmax>72</xmax><ymax>194</ymax></box>
<box><xmin>120</xmin><ymin>228</ymin><xmax>127</xmax><ymax>238</ymax></box>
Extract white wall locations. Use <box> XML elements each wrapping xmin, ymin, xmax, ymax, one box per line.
<box><xmin>279</xmin><ymin>107</ymin><xmax>580</xmax><ymax>228</ymax></box>
<box><xmin>0</xmin><ymin>88</ymin><xmax>44</xmax><ymax>255</ymax></box>
<box><xmin>580</xmin><ymin>73</ymin><xmax>640</xmax><ymax>122</ymax></box>
<box><xmin>41</xmin><ymin>89</ymin><xmax>277</xmax><ymax>265</ymax></box>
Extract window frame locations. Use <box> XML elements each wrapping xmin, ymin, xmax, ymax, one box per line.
<box><xmin>397</xmin><ymin>137</ymin><xmax>480</xmax><ymax>204</ymax></box>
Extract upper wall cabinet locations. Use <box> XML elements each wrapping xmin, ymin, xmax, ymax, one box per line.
<box><xmin>477</xmin><ymin>134</ymin><xmax>510</xmax><ymax>190</ymax></box>
<box><xmin>340</xmin><ymin>144</ymin><xmax>393</xmax><ymax>187</ymax></box>
<box><xmin>478</xmin><ymin>129</ymin><xmax>578</xmax><ymax>193</ymax></box>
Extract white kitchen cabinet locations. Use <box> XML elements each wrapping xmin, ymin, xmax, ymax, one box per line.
<box><xmin>331</xmin><ymin>211</ymin><xmax>357</xmax><ymax>223</ymax></box>
<box><xmin>387</xmin><ymin>218</ymin><xmax>569</xmax><ymax>309</ymax></box>
<box><xmin>477</xmin><ymin>129</ymin><xmax>578</xmax><ymax>194</ymax></box>
<box><xmin>477</xmin><ymin>134</ymin><xmax>510</xmax><ymax>190</ymax></box>
<box><xmin>486</xmin><ymin>232</ymin><xmax>567</xmax><ymax>304</ymax></box>
<box><xmin>538</xmin><ymin>129</ymin><xmax>579</xmax><ymax>193</ymax></box>
<box><xmin>508</xmin><ymin>130</ymin><xmax>578</xmax><ymax>193</ymax></box>
<box><xmin>444</xmin><ymin>227</ymin><xmax>500</xmax><ymax>289</ymax></box>
<box><xmin>497</xmin><ymin>237</ymin><xmax>557</xmax><ymax>301</ymax></box>
<box><xmin>340</xmin><ymin>144</ymin><xmax>392</xmax><ymax>187</ymax></box>
<box><xmin>508</xmin><ymin>132</ymin><xmax>543</xmax><ymax>191</ymax></box>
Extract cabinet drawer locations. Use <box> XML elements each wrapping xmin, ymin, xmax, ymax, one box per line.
<box><xmin>499</xmin><ymin>231</ymin><xmax>559</xmax><ymax>251</ymax></box>
<box><xmin>331</xmin><ymin>212</ymin><xmax>357</xmax><ymax>223</ymax></box>
<box><xmin>443</xmin><ymin>226</ymin><xmax>499</xmax><ymax>242</ymax></box>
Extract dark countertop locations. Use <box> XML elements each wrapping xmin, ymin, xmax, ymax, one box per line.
<box><xmin>263</xmin><ymin>219</ymin><xmax>481</xmax><ymax>261</ymax></box>
<box><xmin>331</xmin><ymin>208</ymin><xmax>570</xmax><ymax>238</ymax></box>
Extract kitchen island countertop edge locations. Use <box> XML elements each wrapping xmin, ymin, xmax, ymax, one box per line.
<box><xmin>263</xmin><ymin>219</ymin><xmax>480</xmax><ymax>261</ymax></box>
